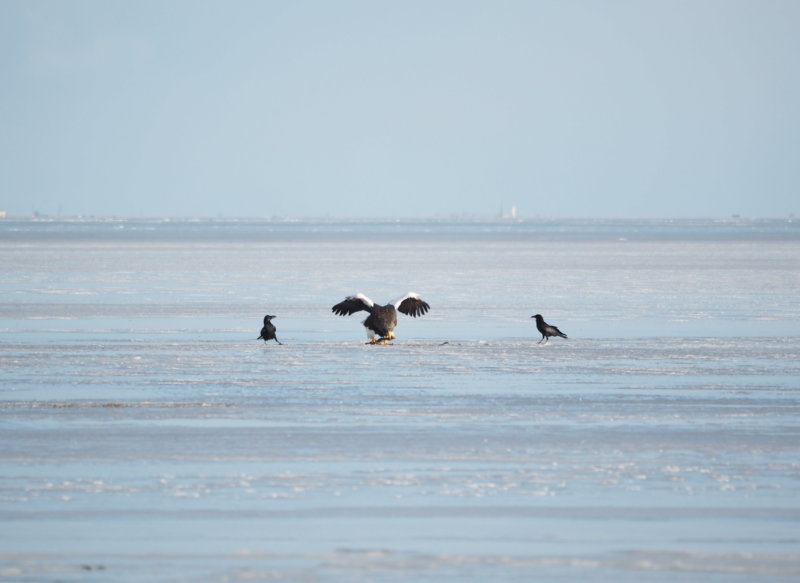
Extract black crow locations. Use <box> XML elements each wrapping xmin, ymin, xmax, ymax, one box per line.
<box><xmin>258</xmin><ymin>315</ymin><xmax>282</xmax><ymax>345</ymax></box>
<box><xmin>332</xmin><ymin>292</ymin><xmax>430</xmax><ymax>344</ymax></box>
<box><xmin>531</xmin><ymin>314</ymin><xmax>568</xmax><ymax>344</ymax></box>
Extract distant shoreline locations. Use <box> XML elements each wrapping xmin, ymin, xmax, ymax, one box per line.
<box><xmin>1</xmin><ymin>216</ymin><xmax>797</xmax><ymax>244</ymax></box>
<box><xmin>0</xmin><ymin>214</ymin><xmax>795</xmax><ymax>223</ymax></box>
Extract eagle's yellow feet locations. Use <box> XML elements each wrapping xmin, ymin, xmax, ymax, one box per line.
<box><xmin>368</xmin><ymin>337</ymin><xmax>392</xmax><ymax>345</ymax></box>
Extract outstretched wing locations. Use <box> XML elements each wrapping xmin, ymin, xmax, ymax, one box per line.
<box><xmin>332</xmin><ymin>293</ymin><xmax>374</xmax><ymax>316</ymax></box>
<box><xmin>393</xmin><ymin>292</ymin><xmax>430</xmax><ymax>318</ymax></box>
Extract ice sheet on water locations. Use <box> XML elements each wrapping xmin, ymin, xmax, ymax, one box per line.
<box><xmin>1</xmin><ymin>219</ymin><xmax>799</xmax><ymax>581</ymax></box>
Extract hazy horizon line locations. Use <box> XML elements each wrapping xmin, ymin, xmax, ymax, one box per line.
<box><xmin>1</xmin><ymin>212</ymin><xmax>796</xmax><ymax>222</ymax></box>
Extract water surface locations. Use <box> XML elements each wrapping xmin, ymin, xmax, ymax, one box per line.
<box><xmin>1</xmin><ymin>218</ymin><xmax>798</xmax><ymax>581</ymax></box>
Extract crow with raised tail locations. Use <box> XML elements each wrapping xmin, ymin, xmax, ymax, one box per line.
<box><xmin>531</xmin><ymin>314</ymin><xmax>568</xmax><ymax>344</ymax></box>
<box><xmin>332</xmin><ymin>292</ymin><xmax>430</xmax><ymax>344</ymax></box>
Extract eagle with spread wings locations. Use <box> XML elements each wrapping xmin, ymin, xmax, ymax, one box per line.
<box><xmin>332</xmin><ymin>292</ymin><xmax>430</xmax><ymax>344</ymax></box>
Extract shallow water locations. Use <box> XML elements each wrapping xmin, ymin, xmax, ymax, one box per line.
<box><xmin>1</xmin><ymin>218</ymin><xmax>799</xmax><ymax>581</ymax></box>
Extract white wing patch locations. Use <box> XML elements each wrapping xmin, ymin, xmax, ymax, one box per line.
<box><xmin>391</xmin><ymin>292</ymin><xmax>420</xmax><ymax>309</ymax></box>
<box><xmin>353</xmin><ymin>293</ymin><xmax>374</xmax><ymax>308</ymax></box>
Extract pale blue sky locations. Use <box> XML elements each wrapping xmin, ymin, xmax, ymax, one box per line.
<box><xmin>1</xmin><ymin>0</ymin><xmax>798</xmax><ymax>218</ymax></box>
